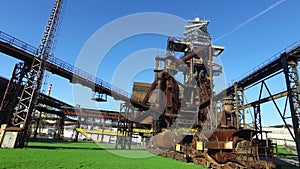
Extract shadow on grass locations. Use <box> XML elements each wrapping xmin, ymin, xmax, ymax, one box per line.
<box><xmin>27</xmin><ymin>139</ymin><xmax>147</xmax><ymax>151</ymax></box>
<box><xmin>26</xmin><ymin>145</ymin><xmax>108</xmax><ymax>150</ymax></box>
<box><xmin>27</xmin><ymin>144</ymin><xmax>148</xmax><ymax>151</ymax></box>
<box><xmin>273</xmin><ymin>158</ymin><xmax>299</xmax><ymax>169</ymax></box>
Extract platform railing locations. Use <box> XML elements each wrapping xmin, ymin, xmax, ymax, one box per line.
<box><xmin>0</xmin><ymin>31</ymin><xmax>37</xmax><ymax>55</ymax></box>
<box><xmin>0</xmin><ymin>31</ymin><xmax>133</xmax><ymax>101</ymax></box>
<box><xmin>234</xmin><ymin>40</ymin><xmax>300</xmax><ymax>85</ymax></box>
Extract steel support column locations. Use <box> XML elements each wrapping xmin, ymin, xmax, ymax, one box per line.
<box><xmin>74</xmin><ymin>116</ymin><xmax>81</xmax><ymax>142</ymax></box>
<box><xmin>0</xmin><ymin>62</ymin><xmax>28</xmax><ymax>147</ymax></box>
<box><xmin>101</xmin><ymin>119</ymin><xmax>105</xmax><ymax>143</ymax></box>
<box><xmin>253</xmin><ymin>81</ymin><xmax>264</xmax><ymax>139</ymax></box>
<box><xmin>253</xmin><ymin>105</ymin><xmax>262</xmax><ymax>139</ymax></box>
<box><xmin>115</xmin><ymin>103</ymin><xmax>134</xmax><ymax>149</ymax></box>
<box><xmin>234</xmin><ymin>82</ymin><xmax>245</xmax><ymax>129</ymax></box>
<box><xmin>0</xmin><ymin>62</ymin><xmax>26</xmax><ymax>126</ymax></box>
<box><xmin>115</xmin><ymin>113</ymin><xmax>120</xmax><ymax>149</ymax></box>
<box><xmin>281</xmin><ymin>53</ymin><xmax>300</xmax><ymax>164</ymax></box>
<box><xmin>56</xmin><ymin>114</ymin><xmax>65</xmax><ymax>139</ymax></box>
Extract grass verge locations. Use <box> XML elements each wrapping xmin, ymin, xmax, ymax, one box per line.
<box><xmin>0</xmin><ymin>141</ymin><xmax>205</xmax><ymax>169</ymax></box>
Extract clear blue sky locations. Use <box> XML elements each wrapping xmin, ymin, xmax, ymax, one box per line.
<box><xmin>1</xmin><ymin>0</ymin><xmax>300</xmax><ymax>126</ymax></box>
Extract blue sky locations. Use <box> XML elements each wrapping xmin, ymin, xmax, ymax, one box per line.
<box><xmin>1</xmin><ymin>0</ymin><xmax>300</xmax><ymax>126</ymax></box>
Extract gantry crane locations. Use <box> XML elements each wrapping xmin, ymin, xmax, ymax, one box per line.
<box><xmin>0</xmin><ymin>0</ymin><xmax>65</xmax><ymax>148</ymax></box>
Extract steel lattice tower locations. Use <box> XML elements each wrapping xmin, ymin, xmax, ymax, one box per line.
<box><xmin>0</xmin><ymin>0</ymin><xmax>65</xmax><ymax>147</ymax></box>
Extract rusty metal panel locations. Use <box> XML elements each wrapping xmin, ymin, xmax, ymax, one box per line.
<box><xmin>131</xmin><ymin>82</ymin><xmax>152</xmax><ymax>101</ymax></box>
<box><xmin>205</xmin><ymin>141</ymin><xmax>233</xmax><ymax>149</ymax></box>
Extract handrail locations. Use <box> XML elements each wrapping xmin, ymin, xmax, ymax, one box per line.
<box><xmin>233</xmin><ymin>40</ymin><xmax>300</xmax><ymax>84</ymax></box>
<box><xmin>0</xmin><ymin>31</ymin><xmax>37</xmax><ymax>55</ymax></box>
<box><xmin>0</xmin><ymin>31</ymin><xmax>133</xmax><ymax>100</ymax></box>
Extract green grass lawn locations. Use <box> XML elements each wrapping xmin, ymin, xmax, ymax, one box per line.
<box><xmin>0</xmin><ymin>142</ymin><xmax>205</xmax><ymax>169</ymax></box>
<box><xmin>276</xmin><ymin>145</ymin><xmax>296</xmax><ymax>156</ymax></box>
<box><xmin>1</xmin><ymin>142</ymin><xmax>298</xmax><ymax>169</ymax></box>
<box><xmin>274</xmin><ymin>145</ymin><xmax>299</xmax><ymax>169</ymax></box>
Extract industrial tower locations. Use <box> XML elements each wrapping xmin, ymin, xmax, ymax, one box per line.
<box><xmin>0</xmin><ymin>0</ymin><xmax>65</xmax><ymax>148</ymax></box>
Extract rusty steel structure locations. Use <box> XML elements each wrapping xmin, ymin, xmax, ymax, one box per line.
<box><xmin>0</xmin><ymin>3</ymin><xmax>299</xmax><ymax>168</ymax></box>
<box><xmin>141</xmin><ymin>18</ymin><xmax>279</xmax><ymax>168</ymax></box>
<box><xmin>131</xmin><ymin>17</ymin><xmax>300</xmax><ymax>168</ymax></box>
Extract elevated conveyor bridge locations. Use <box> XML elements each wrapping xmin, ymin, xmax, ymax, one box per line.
<box><xmin>0</xmin><ymin>31</ymin><xmax>146</xmax><ymax>109</ymax></box>
<box><xmin>213</xmin><ymin>40</ymin><xmax>300</xmax><ymax>101</ymax></box>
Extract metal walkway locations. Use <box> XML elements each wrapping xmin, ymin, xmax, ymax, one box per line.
<box><xmin>214</xmin><ymin>40</ymin><xmax>300</xmax><ymax>101</ymax></box>
<box><xmin>0</xmin><ymin>31</ymin><xmax>146</xmax><ymax>109</ymax></box>
<box><xmin>0</xmin><ymin>76</ymin><xmax>120</xmax><ymax>120</ymax></box>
